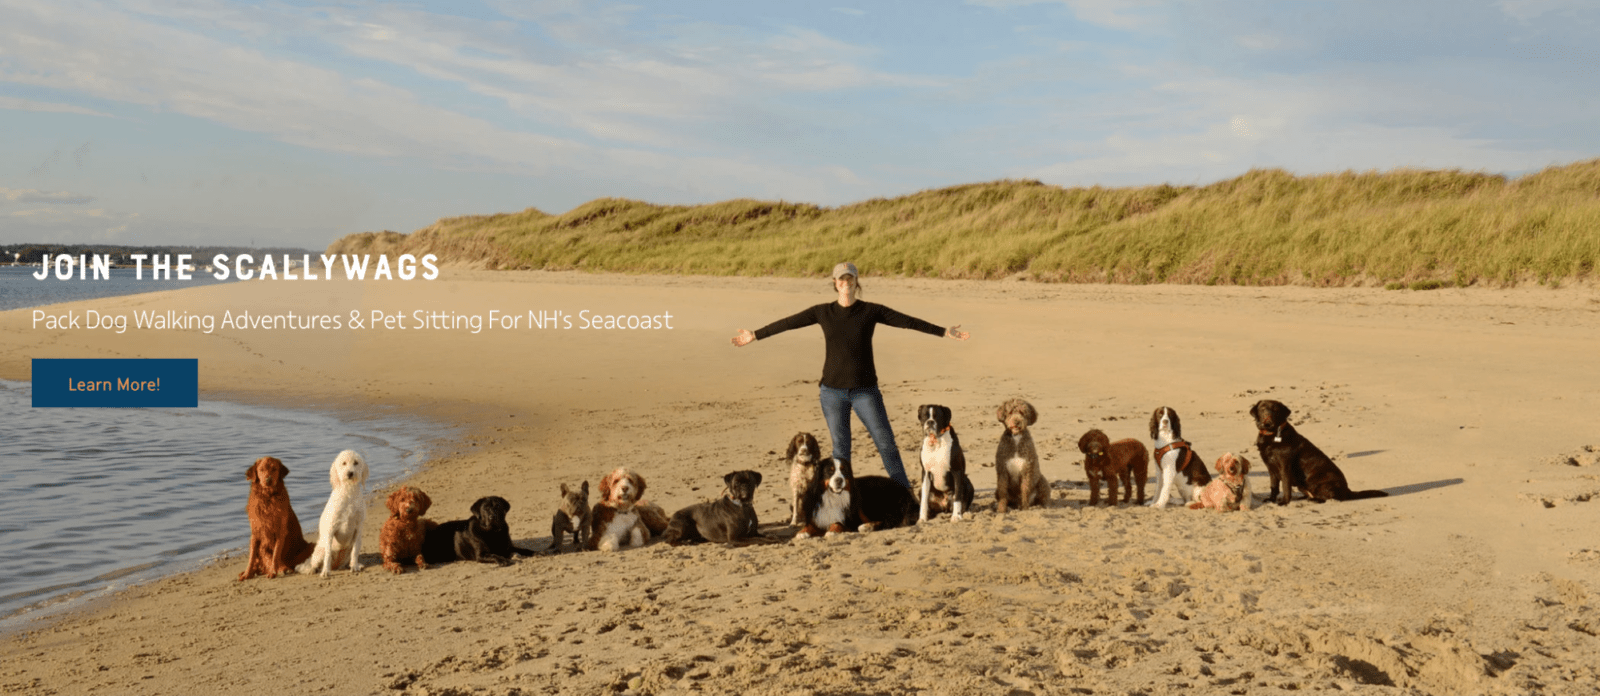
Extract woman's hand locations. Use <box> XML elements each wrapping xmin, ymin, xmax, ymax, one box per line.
<box><xmin>945</xmin><ymin>325</ymin><xmax>970</xmax><ymax>341</ymax></box>
<box><xmin>732</xmin><ymin>329</ymin><xmax>756</xmax><ymax>347</ymax></box>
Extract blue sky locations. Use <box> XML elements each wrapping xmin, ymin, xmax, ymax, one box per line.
<box><xmin>1</xmin><ymin>0</ymin><xmax>1595</xmax><ymax>249</ymax></box>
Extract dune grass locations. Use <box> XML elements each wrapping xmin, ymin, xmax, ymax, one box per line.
<box><xmin>327</xmin><ymin>159</ymin><xmax>1600</xmax><ymax>287</ymax></box>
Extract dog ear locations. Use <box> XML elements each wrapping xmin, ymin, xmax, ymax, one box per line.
<box><xmin>634</xmin><ymin>474</ymin><xmax>646</xmax><ymax>499</ymax></box>
<box><xmin>1022</xmin><ymin>400</ymin><xmax>1037</xmax><ymax>425</ymax></box>
<box><xmin>1077</xmin><ymin>429</ymin><xmax>1097</xmax><ymax>454</ymax></box>
<box><xmin>749</xmin><ymin>471</ymin><xmax>762</xmax><ymax>487</ymax></box>
<box><xmin>560</xmin><ymin>483</ymin><xmax>571</xmax><ymax>497</ymax></box>
<box><xmin>724</xmin><ymin>471</ymin><xmax>737</xmax><ymax>487</ymax></box>
<box><xmin>247</xmin><ymin>460</ymin><xmax>260</xmax><ymax>483</ymax></box>
<box><xmin>579</xmin><ymin>480</ymin><xmax>588</xmax><ymax>498</ymax></box>
<box><xmin>597</xmin><ymin>470</ymin><xmax>617</xmax><ymax>499</ymax></box>
<box><xmin>471</xmin><ymin>497</ymin><xmax>486</xmax><ymax>517</ymax></box>
<box><xmin>995</xmin><ymin>402</ymin><xmax>1007</xmax><ymax>423</ymax></box>
<box><xmin>785</xmin><ymin>435</ymin><xmax>800</xmax><ymax>460</ymax></box>
<box><xmin>1149</xmin><ymin>408</ymin><xmax>1161</xmax><ymax>440</ymax></box>
<box><xmin>387</xmin><ymin>488</ymin><xmax>403</xmax><ymax>514</ymax></box>
<box><xmin>417</xmin><ymin>489</ymin><xmax>432</xmax><ymax>513</ymax></box>
<box><xmin>1250</xmin><ymin>400</ymin><xmax>1264</xmax><ymax>420</ymax></box>
<box><xmin>1273</xmin><ymin>401</ymin><xmax>1291</xmax><ymax>422</ymax></box>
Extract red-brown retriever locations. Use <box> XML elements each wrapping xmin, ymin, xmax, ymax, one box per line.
<box><xmin>240</xmin><ymin>456</ymin><xmax>314</xmax><ymax>580</ymax></box>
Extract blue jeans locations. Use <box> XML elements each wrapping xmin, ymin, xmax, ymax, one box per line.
<box><xmin>819</xmin><ymin>384</ymin><xmax>912</xmax><ymax>489</ymax></box>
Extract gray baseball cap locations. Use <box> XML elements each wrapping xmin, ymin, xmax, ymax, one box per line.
<box><xmin>832</xmin><ymin>262</ymin><xmax>858</xmax><ymax>279</ymax></box>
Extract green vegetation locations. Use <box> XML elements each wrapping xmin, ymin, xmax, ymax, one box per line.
<box><xmin>327</xmin><ymin>159</ymin><xmax>1600</xmax><ymax>287</ymax></box>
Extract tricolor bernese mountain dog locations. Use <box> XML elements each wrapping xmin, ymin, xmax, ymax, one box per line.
<box><xmin>795</xmin><ymin>457</ymin><xmax>917</xmax><ymax>539</ymax></box>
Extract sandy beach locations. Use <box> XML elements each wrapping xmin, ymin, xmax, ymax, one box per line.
<box><xmin>2</xmin><ymin>271</ymin><xmax>1598</xmax><ymax>695</ymax></box>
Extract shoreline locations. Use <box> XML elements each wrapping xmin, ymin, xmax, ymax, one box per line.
<box><xmin>2</xmin><ymin>271</ymin><xmax>1598</xmax><ymax>694</ymax></box>
<box><xmin>0</xmin><ymin>378</ymin><xmax>453</xmax><ymax>630</ymax></box>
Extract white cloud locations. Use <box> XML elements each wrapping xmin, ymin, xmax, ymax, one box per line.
<box><xmin>1</xmin><ymin>187</ymin><xmax>95</xmax><ymax>204</ymax></box>
<box><xmin>0</xmin><ymin>205</ymin><xmax>138</xmax><ymax>242</ymax></box>
<box><xmin>0</xmin><ymin>96</ymin><xmax>113</xmax><ymax>117</ymax></box>
<box><xmin>966</xmin><ymin>0</ymin><xmax>1167</xmax><ymax>31</ymax></box>
<box><xmin>0</xmin><ymin>0</ymin><xmax>905</xmax><ymax>203</ymax></box>
<box><xmin>1497</xmin><ymin>0</ymin><xmax>1593</xmax><ymax>22</ymax></box>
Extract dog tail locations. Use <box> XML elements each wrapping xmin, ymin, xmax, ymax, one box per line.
<box><xmin>294</xmin><ymin>543</ymin><xmax>323</xmax><ymax>575</ymax></box>
<box><xmin>1342</xmin><ymin>488</ymin><xmax>1389</xmax><ymax>500</ymax></box>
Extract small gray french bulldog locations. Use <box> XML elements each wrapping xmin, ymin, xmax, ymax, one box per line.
<box><xmin>549</xmin><ymin>482</ymin><xmax>592</xmax><ymax>553</ymax></box>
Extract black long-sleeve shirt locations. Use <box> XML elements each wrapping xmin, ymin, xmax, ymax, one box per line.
<box><xmin>753</xmin><ymin>301</ymin><xmax>944</xmax><ymax>389</ymax></box>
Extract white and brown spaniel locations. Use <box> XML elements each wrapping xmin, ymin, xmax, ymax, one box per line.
<box><xmin>1146</xmin><ymin>407</ymin><xmax>1211</xmax><ymax>508</ymax></box>
<box><xmin>785</xmin><ymin>432</ymin><xmax>822</xmax><ymax>526</ymax></box>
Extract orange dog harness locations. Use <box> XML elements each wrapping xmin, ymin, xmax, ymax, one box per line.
<box><xmin>1153</xmin><ymin>439</ymin><xmax>1195</xmax><ymax>471</ymax></box>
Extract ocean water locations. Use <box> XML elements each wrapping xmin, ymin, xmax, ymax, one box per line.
<box><xmin>0</xmin><ymin>380</ymin><xmax>446</xmax><ymax>625</ymax></box>
<box><xmin>0</xmin><ymin>263</ymin><xmax>239</xmax><ymax>312</ymax></box>
<box><xmin>0</xmin><ymin>267</ymin><xmax>448</xmax><ymax>627</ymax></box>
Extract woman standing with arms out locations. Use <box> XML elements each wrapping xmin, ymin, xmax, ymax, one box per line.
<box><xmin>732</xmin><ymin>262</ymin><xmax>970</xmax><ymax>489</ymax></box>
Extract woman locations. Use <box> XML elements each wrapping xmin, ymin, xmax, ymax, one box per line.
<box><xmin>732</xmin><ymin>262</ymin><xmax>969</xmax><ymax>489</ymax></box>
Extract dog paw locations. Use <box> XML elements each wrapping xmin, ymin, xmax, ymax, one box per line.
<box><xmin>824</xmin><ymin>530</ymin><xmax>841</xmax><ymax>539</ymax></box>
<box><xmin>950</xmin><ymin>513</ymin><xmax>964</xmax><ymax>522</ymax></box>
<box><xmin>859</xmin><ymin>522</ymin><xmax>880</xmax><ymax>532</ymax></box>
<box><xmin>794</xmin><ymin>531</ymin><xmax>814</xmax><ymax>540</ymax></box>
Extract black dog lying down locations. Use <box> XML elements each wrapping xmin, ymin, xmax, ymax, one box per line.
<box><xmin>421</xmin><ymin>496</ymin><xmax>536</xmax><ymax>566</ymax></box>
<box><xmin>662</xmin><ymin>470</ymin><xmax>778</xmax><ymax>546</ymax></box>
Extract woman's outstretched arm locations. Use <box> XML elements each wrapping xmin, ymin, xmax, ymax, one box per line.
<box><xmin>732</xmin><ymin>305</ymin><xmax>820</xmax><ymax>347</ymax></box>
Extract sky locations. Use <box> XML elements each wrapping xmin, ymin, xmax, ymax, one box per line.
<box><xmin>1</xmin><ymin>0</ymin><xmax>1596</xmax><ymax>250</ymax></box>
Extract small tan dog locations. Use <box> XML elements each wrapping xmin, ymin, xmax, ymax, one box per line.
<box><xmin>1188</xmin><ymin>452</ymin><xmax>1254</xmax><ymax>511</ymax></box>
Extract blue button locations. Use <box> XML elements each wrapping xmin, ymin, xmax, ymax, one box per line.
<box><xmin>32</xmin><ymin>359</ymin><xmax>199</xmax><ymax>407</ymax></box>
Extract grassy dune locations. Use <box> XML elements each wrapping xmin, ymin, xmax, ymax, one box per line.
<box><xmin>328</xmin><ymin>159</ymin><xmax>1600</xmax><ymax>286</ymax></box>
